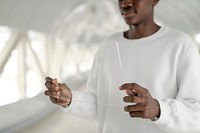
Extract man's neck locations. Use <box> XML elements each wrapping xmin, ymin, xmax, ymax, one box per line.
<box><xmin>125</xmin><ymin>23</ymin><xmax>160</xmax><ymax>39</ymax></box>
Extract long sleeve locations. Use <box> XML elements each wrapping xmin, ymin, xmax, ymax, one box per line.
<box><xmin>64</xmin><ymin>47</ymin><xmax>102</xmax><ymax>120</ymax></box>
<box><xmin>62</xmin><ymin>27</ymin><xmax>200</xmax><ymax>133</ymax></box>
<box><xmin>154</xmin><ymin>47</ymin><xmax>200</xmax><ymax>133</ymax></box>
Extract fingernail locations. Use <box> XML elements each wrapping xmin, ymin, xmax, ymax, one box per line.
<box><xmin>119</xmin><ymin>86</ymin><xmax>122</xmax><ymax>90</ymax></box>
<box><xmin>124</xmin><ymin>106</ymin><xmax>128</xmax><ymax>111</ymax></box>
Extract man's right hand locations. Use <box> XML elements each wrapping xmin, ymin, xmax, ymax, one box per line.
<box><xmin>44</xmin><ymin>77</ymin><xmax>72</xmax><ymax>108</ymax></box>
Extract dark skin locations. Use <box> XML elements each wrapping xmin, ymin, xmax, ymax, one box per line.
<box><xmin>119</xmin><ymin>0</ymin><xmax>160</xmax><ymax>39</ymax></box>
<box><xmin>120</xmin><ymin>83</ymin><xmax>160</xmax><ymax>119</ymax></box>
<box><xmin>44</xmin><ymin>77</ymin><xmax>72</xmax><ymax>108</ymax></box>
<box><xmin>118</xmin><ymin>0</ymin><xmax>161</xmax><ymax>119</ymax></box>
<box><xmin>44</xmin><ymin>0</ymin><xmax>160</xmax><ymax>120</ymax></box>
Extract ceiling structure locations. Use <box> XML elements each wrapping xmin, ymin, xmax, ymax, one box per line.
<box><xmin>0</xmin><ymin>0</ymin><xmax>199</xmax><ymax>44</ymax></box>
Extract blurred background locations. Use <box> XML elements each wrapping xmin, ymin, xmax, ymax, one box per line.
<box><xmin>0</xmin><ymin>0</ymin><xmax>200</xmax><ymax>133</ymax></box>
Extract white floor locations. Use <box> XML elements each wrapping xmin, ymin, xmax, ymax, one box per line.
<box><xmin>16</xmin><ymin>108</ymin><xmax>97</xmax><ymax>133</ymax></box>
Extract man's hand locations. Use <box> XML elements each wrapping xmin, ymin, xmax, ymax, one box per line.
<box><xmin>119</xmin><ymin>83</ymin><xmax>160</xmax><ymax>120</ymax></box>
<box><xmin>44</xmin><ymin>77</ymin><xmax>72</xmax><ymax>108</ymax></box>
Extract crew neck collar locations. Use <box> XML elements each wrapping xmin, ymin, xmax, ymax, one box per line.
<box><xmin>121</xmin><ymin>26</ymin><xmax>165</xmax><ymax>43</ymax></box>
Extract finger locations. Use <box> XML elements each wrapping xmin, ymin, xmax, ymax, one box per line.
<box><xmin>126</xmin><ymin>89</ymin><xmax>138</xmax><ymax>96</ymax></box>
<box><xmin>44</xmin><ymin>90</ymin><xmax>56</xmax><ymax>97</ymax></box>
<box><xmin>120</xmin><ymin>83</ymin><xmax>146</xmax><ymax>96</ymax></box>
<box><xmin>131</xmin><ymin>86</ymin><xmax>148</xmax><ymax>97</ymax></box>
<box><xmin>45</xmin><ymin>81</ymin><xmax>53</xmax><ymax>89</ymax></box>
<box><xmin>119</xmin><ymin>83</ymin><xmax>138</xmax><ymax>90</ymax></box>
<box><xmin>50</xmin><ymin>97</ymin><xmax>57</xmax><ymax>103</ymax></box>
<box><xmin>129</xmin><ymin>111</ymin><xmax>144</xmax><ymax>118</ymax></box>
<box><xmin>47</xmin><ymin>87</ymin><xmax>71</xmax><ymax>102</ymax></box>
<box><xmin>52</xmin><ymin>78</ymin><xmax>58</xmax><ymax>85</ymax></box>
<box><xmin>123</xmin><ymin>95</ymin><xmax>133</xmax><ymax>103</ymax></box>
<box><xmin>44</xmin><ymin>90</ymin><xmax>59</xmax><ymax>98</ymax></box>
<box><xmin>123</xmin><ymin>96</ymin><xmax>144</xmax><ymax>104</ymax></box>
<box><xmin>124</xmin><ymin>104</ymin><xmax>144</xmax><ymax>112</ymax></box>
<box><xmin>45</xmin><ymin>81</ymin><xmax>56</xmax><ymax>90</ymax></box>
<box><xmin>126</xmin><ymin>89</ymin><xmax>133</xmax><ymax>95</ymax></box>
<box><xmin>51</xmin><ymin>78</ymin><xmax>59</xmax><ymax>91</ymax></box>
<box><xmin>45</xmin><ymin>77</ymin><xmax>59</xmax><ymax>91</ymax></box>
<box><xmin>55</xmin><ymin>86</ymin><xmax>59</xmax><ymax>91</ymax></box>
<box><xmin>45</xmin><ymin>77</ymin><xmax>53</xmax><ymax>82</ymax></box>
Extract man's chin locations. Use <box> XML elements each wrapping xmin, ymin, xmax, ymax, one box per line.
<box><xmin>124</xmin><ymin>20</ymin><xmax>137</xmax><ymax>26</ymax></box>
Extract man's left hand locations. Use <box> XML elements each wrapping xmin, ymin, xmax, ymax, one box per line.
<box><xmin>119</xmin><ymin>83</ymin><xmax>160</xmax><ymax>120</ymax></box>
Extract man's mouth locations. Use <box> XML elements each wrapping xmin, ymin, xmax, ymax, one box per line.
<box><xmin>121</xmin><ymin>9</ymin><xmax>137</xmax><ymax>17</ymax></box>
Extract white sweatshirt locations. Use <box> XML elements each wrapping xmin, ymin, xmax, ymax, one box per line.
<box><xmin>65</xmin><ymin>27</ymin><xmax>200</xmax><ymax>133</ymax></box>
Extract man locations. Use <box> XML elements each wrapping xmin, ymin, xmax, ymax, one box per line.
<box><xmin>45</xmin><ymin>0</ymin><xmax>200</xmax><ymax>132</ymax></box>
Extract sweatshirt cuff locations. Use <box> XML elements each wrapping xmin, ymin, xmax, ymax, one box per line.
<box><xmin>152</xmin><ymin>100</ymin><xmax>173</xmax><ymax>126</ymax></box>
<box><xmin>62</xmin><ymin>90</ymin><xmax>80</xmax><ymax>113</ymax></box>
